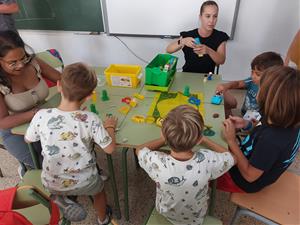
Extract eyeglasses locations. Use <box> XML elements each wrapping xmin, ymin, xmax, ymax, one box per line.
<box><xmin>0</xmin><ymin>55</ymin><xmax>32</xmax><ymax>69</ymax></box>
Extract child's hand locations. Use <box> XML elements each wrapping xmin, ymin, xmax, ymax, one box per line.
<box><xmin>222</xmin><ymin>119</ymin><xmax>237</xmax><ymax>142</ymax></box>
<box><xmin>104</xmin><ymin>115</ymin><xmax>118</xmax><ymax>129</ymax></box>
<box><xmin>182</xmin><ymin>37</ymin><xmax>197</xmax><ymax>48</ymax></box>
<box><xmin>228</xmin><ymin>116</ymin><xmax>248</xmax><ymax>129</ymax></box>
<box><xmin>215</xmin><ymin>84</ymin><xmax>226</xmax><ymax>94</ymax></box>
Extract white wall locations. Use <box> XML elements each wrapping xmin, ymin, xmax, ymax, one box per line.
<box><xmin>19</xmin><ymin>0</ymin><xmax>299</xmax><ymax>81</ymax></box>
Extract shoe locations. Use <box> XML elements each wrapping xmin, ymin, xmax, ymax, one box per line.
<box><xmin>51</xmin><ymin>195</ymin><xmax>87</xmax><ymax>222</ymax></box>
<box><xmin>97</xmin><ymin>205</ymin><xmax>112</xmax><ymax>225</ymax></box>
<box><xmin>17</xmin><ymin>164</ymin><xmax>25</xmax><ymax>178</ymax></box>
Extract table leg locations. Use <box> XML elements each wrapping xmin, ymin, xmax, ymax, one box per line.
<box><xmin>208</xmin><ymin>180</ymin><xmax>217</xmax><ymax>216</ymax></box>
<box><xmin>28</xmin><ymin>143</ymin><xmax>41</xmax><ymax>169</ymax></box>
<box><xmin>122</xmin><ymin>147</ymin><xmax>129</xmax><ymax>221</ymax></box>
<box><xmin>106</xmin><ymin>154</ymin><xmax>121</xmax><ymax>219</ymax></box>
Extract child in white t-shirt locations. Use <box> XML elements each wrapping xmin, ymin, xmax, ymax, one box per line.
<box><xmin>25</xmin><ymin>63</ymin><xmax>117</xmax><ymax>225</ymax></box>
<box><xmin>135</xmin><ymin>105</ymin><xmax>235</xmax><ymax>225</ymax></box>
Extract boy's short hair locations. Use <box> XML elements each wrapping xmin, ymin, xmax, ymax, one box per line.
<box><xmin>61</xmin><ymin>63</ymin><xmax>97</xmax><ymax>101</ymax></box>
<box><xmin>258</xmin><ymin>66</ymin><xmax>300</xmax><ymax>128</ymax></box>
<box><xmin>251</xmin><ymin>51</ymin><xmax>283</xmax><ymax>71</ymax></box>
<box><xmin>162</xmin><ymin>105</ymin><xmax>204</xmax><ymax>152</ymax></box>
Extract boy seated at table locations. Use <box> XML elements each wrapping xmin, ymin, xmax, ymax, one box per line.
<box><xmin>135</xmin><ymin>105</ymin><xmax>235</xmax><ymax>225</ymax></box>
<box><xmin>215</xmin><ymin>51</ymin><xmax>283</xmax><ymax>118</ymax></box>
<box><xmin>25</xmin><ymin>63</ymin><xmax>118</xmax><ymax>225</ymax></box>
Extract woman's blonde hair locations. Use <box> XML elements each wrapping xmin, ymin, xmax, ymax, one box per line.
<box><xmin>258</xmin><ymin>66</ymin><xmax>300</xmax><ymax>128</ymax></box>
<box><xmin>162</xmin><ymin>105</ymin><xmax>204</xmax><ymax>151</ymax></box>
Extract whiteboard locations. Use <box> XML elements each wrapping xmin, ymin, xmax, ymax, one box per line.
<box><xmin>102</xmin><ymin>0</ymin><xmax>240</xmax><ymax>39</ymax></box>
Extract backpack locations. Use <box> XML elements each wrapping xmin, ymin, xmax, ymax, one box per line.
<box><xmin>0</xmin><ymin>187</ymin><xmax>60</xmax><ymax>225</ymax></box>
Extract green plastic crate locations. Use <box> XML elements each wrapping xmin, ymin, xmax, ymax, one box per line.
<box><xmin>145</xmin><ymin>54</ymin><xmax>178</xmax><ymax>87</ymax></box>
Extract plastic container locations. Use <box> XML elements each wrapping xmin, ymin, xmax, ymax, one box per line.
<box><xmin>104</xmin><ymin>64</ymin><xmax>142</xmax><ymax>88</ymax></box>
<box><xmin>145</xmin><ymin>54</ymin><xmax>178</xmax><ymax>87</ymax></box>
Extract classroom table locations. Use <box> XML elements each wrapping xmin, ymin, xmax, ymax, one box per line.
<box><xmin>12</xmin><ymin>67</ymin><xmax>226</xmax><ymax>221</ymax></box>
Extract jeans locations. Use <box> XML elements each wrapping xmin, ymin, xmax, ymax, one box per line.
<box><xmin>0</xmin><ymin>129</ymin><xmax>42</xmax><ymax>169</ymax></box>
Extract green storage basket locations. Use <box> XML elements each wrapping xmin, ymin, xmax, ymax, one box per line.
<box><xmin>145</xmin><ymin>54</ymin><xmax>178</xmax><ymax>87</ymax></box>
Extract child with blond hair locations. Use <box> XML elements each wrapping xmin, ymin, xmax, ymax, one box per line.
<box><xmin>136</xmin><ymin>105</ymin><xmax>235</xmax><ymax>225</ymax></box>
<box><xmin>25</xmin><ymin>63</ymin><xmax>117</xmax><ymax>225</ymax></box>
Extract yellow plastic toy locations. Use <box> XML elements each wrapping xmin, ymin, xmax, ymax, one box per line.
<box><xmin>91</xmin><ymin>90</ymin><xmax>97</xmax><ymax>103</ymax></box>
<box><xmin>145</xmin><ymin>116</ymin><xmax>155</xmax><ymax>124</ymax></box>
<box><xmin>156</xmin><ymin>117</ymin><xmax>164</xmax><ymax>127</ymax></box>
<box><xmin>133</xmin><ymin>93</ymin><xmax>145</xmax><ymax>100</ymax></box>
<box><xmin>118</xmin><ymin>106</ymin><xmax>130</xmax><ymax>115</ymax></box>
<box><xmin>131</xmin><ymin>115</ymin><xmax>145</xmax><ymax>123</ymax></box>
<box><xmin>129</xmin><ymin>98</ymin><xmax>138</xmax><ymax>107</ymax></box>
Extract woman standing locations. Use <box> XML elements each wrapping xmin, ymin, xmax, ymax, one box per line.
<box><xmin>166</xmin><ymin>0</ymin><xmax>229</xmax><ymax>73</ymax></box>
<box><xmin>0</xmin><ymin>30</ymin><xmax>61</xmax><ymax>170</ymax></box>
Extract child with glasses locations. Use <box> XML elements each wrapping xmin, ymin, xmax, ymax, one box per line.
<box><xmin>215</xmin><ymin>52</ymin><xmax>283</xmax><ymax>118</ymax></box>
<box><xmin>0</xmin><ymin>30</ymin><xmax>61</xmax><ymax>172</ymax></box>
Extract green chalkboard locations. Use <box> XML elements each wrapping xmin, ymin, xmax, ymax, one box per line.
<box><xmin>14</xmin><ymin>0</ymin><xmax>104</xmax><ymax>32</ymax></box>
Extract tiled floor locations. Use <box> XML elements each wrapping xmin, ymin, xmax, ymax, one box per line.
<box><xmin>1</xmin><ymin>89</ymin><xmax>299</xmax><ymax>225</ymax></box>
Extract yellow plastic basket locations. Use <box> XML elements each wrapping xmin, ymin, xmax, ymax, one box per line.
<box><xmin>104</xmin><ymin>64</ymin><xmax>142</xmax><ymax>88</ymax></box>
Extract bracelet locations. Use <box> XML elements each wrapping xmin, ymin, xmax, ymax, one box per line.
<box><xmin>242</xmin><ymin>121</ymin><xmax>252</xmax><ymax>131</ymax></box>
<box><xmin>105</xmin><ymin>126</ymin><xmax>115</xmax><ymax>130</ymax></box>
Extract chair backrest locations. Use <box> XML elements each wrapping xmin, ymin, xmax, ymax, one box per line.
<box><xmin>143</xmin><ymin>207</ymin><xmax>223</xmax><ymax>225</ymax></box>
<box><xmin>36</xmin><ymin>49</ymin><xmax>64</xmax><ymax>70</ymax></box>
<box><xmin>36</xmin><ymin>49</ymin><xmax>64</xmax><ymax>88</ymax></box>
<box><xmin>230</xmin><ymin>171</ymin><xmax>300</xmax><ymax>225</ymax></box>
<box><xmin>0</xmin><ymin>186</ymin><xmax>60</xmax><ymax>225</ymax></box>
<box><xmin>286</xmin><ymin>30</ymin><xmax>300</xmax><ymax>68</ymax></box>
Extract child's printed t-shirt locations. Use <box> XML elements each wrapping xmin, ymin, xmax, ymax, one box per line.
<box><xmin>241</xmin><ymin>77</ymin><xmax>259</xmax><ymax>114</ymax></box>
<box><xmin>138</xmin><ymin>148</ymin><xmax>234</xmax><ymax>225</ymax></box>
<box><xmin>25</xmin><ymin>108</ymin><xmax>112</xmax><ymax>193</ymax></box>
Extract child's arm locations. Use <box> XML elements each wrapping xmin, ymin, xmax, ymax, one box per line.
<box><xmin>215</xmin><ymin>80</ymin><xmax>246</xmax><ymax>94</ymax></box>
<box><xmin>102</xmin><ymin>116</ymin><xmax>118</xmax><ymax>154</ymax></box>
<box><xmin>36</xmin><ymin>57</ymin><xmax>61</xmax><ymax>83</ymax></box>
<box><xmin>135</xmin><ymin>137</ymin><xmax>165</xmax><ymax>156</ymax></box>
<box><xmin>200</xmin><ymin>136</ymin><xmax>228</xmax><ymax>153</ymax></box>
<box><xmin>223</xmin><ymin>119</ymin><xmax>263</xmax><ymax>182</ymax></box>
<box><xmin>201</xmin><ymin>136</ymin><xmax>237</xmax><ymax>164</ymax></box>
<box><xmin>24</xmin><ymin>111</ymin><xmax>41</xmax><ymax>144</ymax></box>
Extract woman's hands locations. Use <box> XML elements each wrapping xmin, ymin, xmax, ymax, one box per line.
<box><xmin>193</xmin><ymin>44</ymin><xmax>210</xmax><ymax>56</ymax></box>
<box><xmin>181</xmin><ymin>37</ymin><xmax>210</xmax><ymax>56</ymax></box>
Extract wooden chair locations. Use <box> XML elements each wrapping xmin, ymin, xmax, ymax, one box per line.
<box><xmin>17</xmin><ymin>169</ymin><xmax>71</xmax><ymax>225</ymax></box>
<box><xmin>143</xmin><ymin>206</ymin><xmax>223</xmax><ymax>225</ymax></box>
<box><xmin>10</xmin><ymin>185</ymin><xmax>63</xmax><ymax>225</ymax></box>
<box><xmin>0</xmin><ymin>137</ymin><xmax>3</xmax><ymax>177</ymax></box>
<box><xmin>230</xmin><ymin>171</ymin><xmax>300</xmax><ymax>225</ymax></box>
<box><xmin>285</xmin><ymin>30</ymin><xmax>300</xmax><ymax>68</ymax></box>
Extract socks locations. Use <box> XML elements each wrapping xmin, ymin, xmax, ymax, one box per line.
<box><xmin>97</xmin><ymin>215</ymin><xmax>110</xmax><ymax>225</ymax></box>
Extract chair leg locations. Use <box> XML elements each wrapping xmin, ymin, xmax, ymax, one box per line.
<box><xmin>106</xmin><ymin>154</ymin><xmax>121</xmax><ymax>219</ymax></box>
<box><xmin>61</xmin><ymin>217</ymin><xmax>71</xmax><ymax>225</ymax></box>
<box><xmin>133</xmin><ymin>148</ymin><xmax>140</xmax><ymax>169</ymax></box>
<box><xmin>208</xmin><ymin>180</ymin><xmax>217</xmax><ymax>216</ymax></box>
<box><xmin>230</xmin><ymin>206</ymin><xmax>279</xmax><ymax>225</ymax></box>
<box><xmin>122</xmin><ymin>147</ymin><xmax>129</xmax><ymax>221</ymax></box>
<box><xmin>0</xmin><ymin>167</ymin><xmax>3</xmax><ymax>177</ymax></box>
